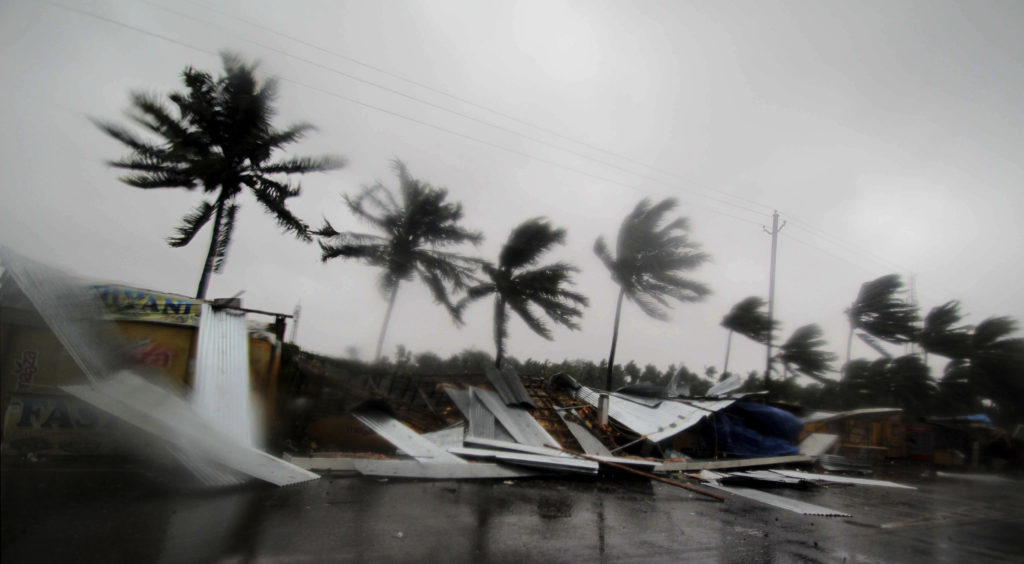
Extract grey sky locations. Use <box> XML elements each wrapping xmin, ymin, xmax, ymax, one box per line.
<box><xmin>1</xmin><ymin>0</ymin><xmax>1021</xmax><ymax>379</ymax></box>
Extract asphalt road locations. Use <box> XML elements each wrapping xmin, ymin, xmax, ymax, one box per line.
<box><xmin>3</xmin><ymin>460</ymin><xmax>1022</xmax><ymax>563</ymax></box>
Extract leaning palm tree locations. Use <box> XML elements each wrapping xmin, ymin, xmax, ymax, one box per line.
<box><xmin>844</xmin><ymin>274</ymin><xmax>919</xmax><ymax>371</ymax></box>
<box><xmin>458</xmin><ymin>218</ymin><xmax>588</xmax><ymax>368</ymax></box>
<box><xmin>594</xmin><ymin>198</ymin><xmax>710</xmax><ymax>391</ymax></box>
<box><xmin>94</xmin><ymin>53</ymin><xmax>344</xmax><ymax>299</ymax></box>
<box><xmin>316</xmin><ymin>160</ymin><xmax>482</xmax><ymax>360</ymax></box>
<box><xmin>919</xmin><ymin>300</ymin><xmax>973</xmax><ymax>363</ymax></box>
<box><xmin>720</xmin><ymin>296</ymin><xmax>776</xmax><ymax>376</ymax></box>
<box><xmin>775</xmin><ymin>324</ymin><xmax>837</xmax><ymax>384</ymax></box>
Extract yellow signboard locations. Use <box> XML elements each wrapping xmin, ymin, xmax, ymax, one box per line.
<box><xmin>91</xmin><ymin>284</ymin><xmax>201</xmax><ymax>327</ymax></box>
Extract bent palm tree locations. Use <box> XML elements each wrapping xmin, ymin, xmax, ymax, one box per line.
<box><xmin>775</xmin><ymin>324</ymin><xmax>837</xmax><ymax>384</ymax></box>
<box><xmin>594</xmin><ymin>198</ymin><xmax>710</xmax><ymax>391</ymax></box>
<box><xmin>844</xmin><ymin>274</ymin><xmax>919</xmax><ymax>371</ymax></box>
<box><xmin>720</xmin><ymin>296</ymin><xmax>776</xmax><ymax>376</ymax></box>
<box><xmin>920</xmin><ymin>300</ymin><xmax>973</xmax><ymax>363</ymax></box>
<box><xmin>459</xmin><ymin>218</ymin><xmax>588</xmax><ymax>368</ymax></box>
<box><xmin>316</xmin><ymin>160</ymin><xmax>482</xmax><ymax>360</ymax></box>
<box><xmin>94</xmin><ymin>53</ymin><xmax>344</xmax><ymax>299</ymax></box>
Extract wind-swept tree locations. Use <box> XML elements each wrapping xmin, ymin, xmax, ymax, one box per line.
<box><xmin>920</xmin><ymin>300</ymin><xmax>973</xmax><ymax>363</ymax></box>
<box><xmin>775</xmin><ymin>324</ymin><xmax>837</xmax><ymax>384</ymax></box>
<box><xmin>316</xmin><ymin>160</ymin><xmax>482</xmax><ymax>360</ymax></box>
<box><xmin>458</xmin><ymin>218</ymin><xmax>588</xmax><ymax>368</ymax></box>
<box><xmin>969</xmin><ymin>316</ymin><xmax>1024</xmax><ymax>423</ymax></box>
<box><xmin>94</xmin><ymin>53</ymin><xmax>344</xmax><ymax>299</ymax></box>
<box><xmin>720</xmin><ymin>296</ymin><xmax>776</xmax><ymax>376</ymax></box>
<box><xmin>845</xmin><ymin>274</ymin><xmax>919</xmax><ymax>370</ymax></box>
<box><xmin>594</xmin><ymin>198</ymin><xmax>710</xmax><ymax>391</ymax></box>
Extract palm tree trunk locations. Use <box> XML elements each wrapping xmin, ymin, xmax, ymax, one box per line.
<box><xmin>374</xmin><ymin>285</ymin><xmax>399</xmax><ymax>361</ymax></box>
<box><xmin>605</xmin><ymin>289</ymin><xmax>626</xmax><ymax>391</ymax></box>
<box><xmin>494</xmin><ymin>296</ymin><xmax>506</xmax><ymax>369</ymax></box>
<box><xmin>722</xmin><ymin>330</ymin><xmax>734</xmax><ymax>376</ymax></box>
<box><xmin>195</xmin><ymin>201</ymin><xmax>224</xmax><ymax>300</ymax></box>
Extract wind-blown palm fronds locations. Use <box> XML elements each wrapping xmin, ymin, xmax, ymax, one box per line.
<box><xmin>316</xmin><ymin>159</ymin><xmax>482</xmax><ymax>360</ymax></box>
<box><xmin>845</xmin><ymin>274</ymin><xmax>920</xmax><ymax>369</ymax></box>
<box><xmin>720</xmin><ymin>296</ymin><xmax>777</xmax><ymax>375</ymax></box>
<box><xmin>94</xmin><ymin>53</ymin><xmax>344</xmax><ymax>298</ymax></box>
<box><xmin>459</xmin><ymin>218</ymin><xmax>588</xmax><ymax>368</ymax></box>
<box><xmin>594</xmin><ymin>198</ymin><xmax>710</xmax><ymax>390</ymax></box>
<box><xmin>776</xmin><ymin>324</ymin><xmax>837</xmax><ymax>383</ymax></box>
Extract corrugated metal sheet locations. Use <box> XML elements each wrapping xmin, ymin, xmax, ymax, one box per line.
<box><xmin>484</xmin><ymin>364</ymin><xmax>536</xmax><ymax>407</ymax></box>
<box><xmin>63</xmin><ymin>372</ymin><xmax>319</xmax><ymax>486</ymax></box>
<box><xmin>351</xmin><ymin>459</ymin><xmax>539</xmax><ymax>480</ymax></box>
<box><xmin>421</xmin><ymin>424</ymin><xmax>466</xmax><ymax>449</ymax></box>
<box><xmin>798</xmin><ymin>433</ymin><xmax>839</xmax><ymax>456</ymax></box>
<box><xmin>575</xmin><ymin>386</ymin><xmax>733</xmax><ymax>443</ymax></box>
<box><xmin>193</xmin><ymin>304</ymin><xmax>256</xmax><ymax>447</ymax></box>
<box><xmin>352</xmin><ymin>406</ymin><xmax>463</xmax><ymax>463</ymax></box>
<box><xmin>771</xmin><ymin>470</ymin><xmax>916</xmax><ymax>489</ymax></box>
<box><xmin>557</xmin><ymin>414</ymin><xmax>613</xmax><ymax>456</ymax></box>
<box><xmin>450</xmin><ymin>446</ymin><xmax>598</xmax><ymax>474</ymax></box>
<box><xmin>0</xmin><ymin>248</ymin><xmax>122</xmax><ymax>383</ymax></box>
<box><xmin>471</xmin><ymin>387</ymin><xmax>559</xmax><ymax>448</ymax></box>
<box><xmin>708</xmin><ymin>484</ymin><xmax>852</xmax><ymax>517</ymax></box>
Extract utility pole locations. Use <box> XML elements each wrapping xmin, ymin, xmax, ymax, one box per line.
<box><xmin>763</xmin><ymin>211</ymin><xmax>786</xmax><ymax>394</ymax></box>
<box><xmin>290</xmin><ymin>303</ymin><xmax>301</xmax><ymax>344</ymax></box>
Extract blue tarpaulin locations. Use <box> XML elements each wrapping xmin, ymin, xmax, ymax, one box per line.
<box><xmin>702</xmin><ymin>402</ymin><xmax>804</xmax><ymax>458</ymax></box>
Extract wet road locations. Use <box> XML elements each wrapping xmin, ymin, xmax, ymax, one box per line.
<box><xmin>3</xmin><ymin>462</ymin><xmax>1022</xmax><ymax>563</ymax></box>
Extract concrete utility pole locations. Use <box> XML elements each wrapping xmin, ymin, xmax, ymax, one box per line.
<box><xmin>763</xmin><ymin>211</ymin><xmax>786</xmax><ymax>394</ymax></box>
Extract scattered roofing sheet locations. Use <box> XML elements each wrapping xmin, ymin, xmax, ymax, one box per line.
<box><xmin>484</xmin><ymin>364</ymin><xmax>536</xmax><ymax>408</ymax></box>
<box><xmin>707</xmin><ymin>373</ymin><xmax>743</xmax><ymax>396</ymax></box>
<box><xmin>771</xmin><ymin>470</ymin><xmax>916</xmax><ymax>489</ymax></box>
<box><xmin>557</xmin><ymin>414</ymin><xmax>613</xmax><ymax>457</ymax></box>
<box><xmin>707</xmin><ymin>484</ymin><xmax>852</xmax><ymax>517</ymax></box>
<box><xmin>575</xmin><ymin>385</ymin><xmax>733</xmax><ymax>443</ymax></box>
<box><xmin>798</xmin><ymin>433</ymin><xmax>839</xmax><ymax>457</ymax></box>
<box><xmin>421</xmin><ymin>424</ymin><xmax>467</xmax><ymax>449</ymax></box>
<box><xmin>722</xmin><ymin>470</ymin><xmax>808</xmax><ymax>486</ymax></box>
<box><xmin>65</xmin><ymin>372</ymin><xmax>319</xmax><ymax>486</ymax></box>
<box><xmin>470</xmin><ymin>387</ymin><xmax>559</xmax><ymax>448</ymax></box>
<box><xmin>657</xmin><ymin>454</ymin><xmax>812</xmax><ymax>472</ymax></box>
<box><xmin>450</xmin><ymin>447</ymin><xmax>598</xmax><ymax>474</ymax></box>
<box><xmin>351</xmin><ymin>460</ymin><xmax>539</xmax><ymax>480</ymax></box>
<box><xmin>352</xmin><ymin>406</ymin><xmax>463</xmax><ymax>464</ymax></box>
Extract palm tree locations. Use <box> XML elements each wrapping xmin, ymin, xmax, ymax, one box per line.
<box><xmin>919</xmin><ymin>300</ymin><xmax>973</xmax><ymax>363</ymax></box>
<box><xmin>316</xmin><ymin>160</ymin><xmax>482</xmax><ymax>360</ymax></box>
<box><xmin>720</xmin><ymin>296</ymin><xmax>776</xmax><ymax>377</ymax></box>
<box><xmin>94</xmin><ymin>53</ymin><xmax>344</xmax><ymax>299</ymax></box>
<box><xmin>594</xmin><ymin>198</ymin><xmax>710</xmax><ymax>391</ymax></box>
<box><xmin>459</xmin><ymin>218</ymin><xmax>588</xmax><ymax>368</ymax></box>
<box><xmin>844</xmin><ymin>274</ymin><xmax>919</xmax><ymax>371</ymax></box>
<box><xmin>775</xmin><ymin>324</ymin><xmax>837</xmax><ymax>384</ymax></box>
<box><xmin>969</xmin><ymin>316</ymin><xmax>1024</xmax><ymax>423</ymax></box>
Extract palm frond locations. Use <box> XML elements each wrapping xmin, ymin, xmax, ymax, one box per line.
<box><xmin>499</xmin><ymin>217</ymin><xmax>566</xmax><ymax>270</ymax></box>
<box><xmin>260</xmin><ymin>155</ymin><xmax>346</xmax><ymax>174</ymax></box>
<box><xmin>252</xmin><ymin>178</ymin><xmax>311</xmax><ymax>240</ymax></box>
<box><xmin>167</xmin><ymin>200</ymin><xmax>216</xmax><ymax>248</ymax></box>
<box><xmin>849</xmin><ymin>274</ymin><xmax>919</xmax><ymax>344</ymax></box>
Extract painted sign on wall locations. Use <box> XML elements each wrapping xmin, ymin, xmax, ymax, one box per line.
<box><xmin>91</xmin><ymin>284</ymin><xmax>200</xmax><ymax>327</ymax></box>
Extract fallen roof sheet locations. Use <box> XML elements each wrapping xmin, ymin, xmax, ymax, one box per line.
<box><xmin>463</xmin><ymin>437</ymin><xmax>659</xmax><ymax>471</ymax></box>
<box><xmin>574</xmin><ymin>386</ymin><xmax>733</xmax><ymax>443</ymax></box>
<box><xmin>470</xmin><ymin>387</ymin><xmax>559</xmax><ymax>448</ymax></box>
<box><xmin>557</xmin><ymin>414</ymin><xmax>613</xmax><ymax>457</ymax></box>
<box><xmin>723</xmin><ymin>470</ymin><xmax>807</xmax><ymax>486</ymax></box>
<box><xmin>798</xmin><ymin>433</ymin><xmax>839</xmax><ymax>457</ymax></box>
<box><xmin>421</xmin><ymin>424</ymin><xmax>466</xmax><ymax>449</ymax></box>
<box><xmin>64</xmin><ymin>372</ymin><xmax>319</xmax><ymax>486</ymax></box>
<box><xmin>707</xmin><ymin>484</ymin><xmax>851</xmax><ymax>517</ymax></box>
<box><xmin>657</xmin><ymin>454</ymin><xmax>812</xmax><ymax>472</ymax></box>
<box><xmin>450</xmin><ymin>447</ymin><xmax>598</xmax><ymax>474</ymax></box>
<box><xmin>352</xmin><ymin>406</ymin><xmax>464</xmax><ymax>464</ymax></box>
<box><xmin>803</xmin><ymin>408</ymin><xmax>902</xmax><ymax>424</ymax></box>
<box><xmin>484</xmin><ymin>364</ymin><xmax>536</xmax><ymax>408</ymax></box>
<box><xmin>351</xmin><ymin>460</ymin><xmax>538</xmax><ymax>480</ymax></box>
<box><xmin>771</xmin><ymin>470</ymin><xmax>916</xmax><ymax>489</ymax></box>
<box><xmin>707</xmin><ymin>373</ymin><xmax>743</xmax><ymax>396</ymax></box>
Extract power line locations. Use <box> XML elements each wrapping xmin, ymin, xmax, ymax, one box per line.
<box><xmin>176</xmin><ymin>0</ymin><xmax>778</xmax><ymax>216</ymax></box>
<box><xmin>142</xmin><ymin>0</ymin><xmax>774</xmax><ymax>219</ymax></box>
<box><xmin>45</xmin><ymin>1</ymin><xmax>766</xmax><ymax>228</ymax></box>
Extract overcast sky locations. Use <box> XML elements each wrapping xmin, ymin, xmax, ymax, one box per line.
<box><xmin>2</xmin><ymin>0</ymin><xmax>1022</xmax><ymax>381</ymax></box>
